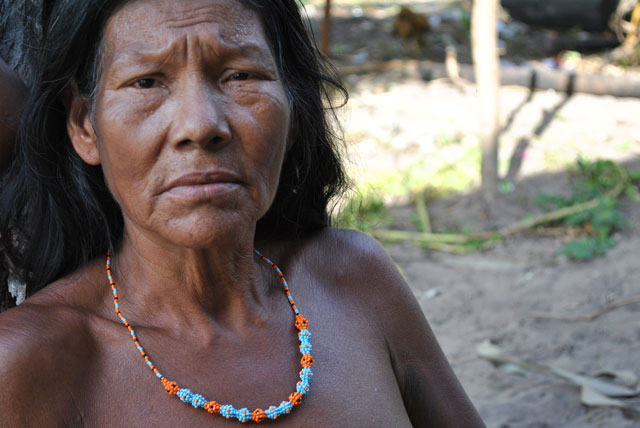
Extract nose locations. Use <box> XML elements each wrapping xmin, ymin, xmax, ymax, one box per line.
<box><xmin>169</xmin><ymin>77</ymin><xmax>231</xmax><ymax>150</ymax></box>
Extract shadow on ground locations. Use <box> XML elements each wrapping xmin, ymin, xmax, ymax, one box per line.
<box><xmin>382</xmin><ymin>163</ymin><xmax>640</xmax><ymax>427</ymax></box>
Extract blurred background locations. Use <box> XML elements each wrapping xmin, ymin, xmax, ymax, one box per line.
<box><xmin>306</xmin><ymin>0</ymin><xmax>640</xmax><ymax>426</ymax></box>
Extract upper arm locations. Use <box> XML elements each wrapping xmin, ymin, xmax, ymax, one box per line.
<box><xmin>328</xmin><ymin>230</ymin><xmax>485</xmax><ymax>427</ymax></box>
<box><xmin>0</xmin><ymin>309</ymin><xmax>51</xmax><ymax>426</ymax></box>
<box><xmin>0</xmin><ymin>56</ymin><xmax>27</xmax><ymax>171</ymax></box>
<box><xmin>0</xmin><ymin>305</ymin><xmax>86</xmax><ymax>427</ymax></box>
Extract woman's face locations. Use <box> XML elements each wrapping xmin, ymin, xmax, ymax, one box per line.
<box><xmin>70</xmin><ymin>0</ymin><xmax>291</xmax><ymax>248</ymax></box>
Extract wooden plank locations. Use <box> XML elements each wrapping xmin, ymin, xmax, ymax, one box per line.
<box><xmin>501</xmin><ymin>0</ymin><xmax>619</xmax><ymax>31</ymax></box>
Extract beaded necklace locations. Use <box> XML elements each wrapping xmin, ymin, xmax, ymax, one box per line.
<box><xmin>106</xmin><ymin>249</ymin><xmax>313</xmax><ymax>423</ymax></box>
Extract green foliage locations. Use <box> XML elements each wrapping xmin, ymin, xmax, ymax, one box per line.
<box><xmin>570</xmin><ymin>159</ymin><xmax>622</xmax><ymax>200</ymax></box>
<box><xmin>536</xmin><ymin>159</ymin><xmax>628</xmax><ymax>261</ymax></box>
<box><xmin>560</xmin><ymin>237</ymin><xmax>616</xmax><ymax>261</ymax></box>
<box><xmin>333</xmin><ymin>192</ymin><xmax>391</xmax><ymax>232</ymax></box>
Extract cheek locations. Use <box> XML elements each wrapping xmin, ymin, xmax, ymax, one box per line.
<box><xmin>93</xmin><ymin>95</ymin><xmax>167</xmax><ymax>207</ymax></box>
<box><xmin>243</xmin><ymin>97</ymin><xmax>291</xmax><ymax>195</ymax></box>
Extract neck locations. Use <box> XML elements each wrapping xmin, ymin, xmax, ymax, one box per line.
<box><xmin>109</xmin><ymin>225</ymin><xmax>271</xmax><ymax>334</ymax></box>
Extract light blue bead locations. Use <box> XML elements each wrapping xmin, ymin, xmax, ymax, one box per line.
<box><xmin>236</xmin><ymin>408</ymin><xmax>251</xmax><ymax>422</ymax></box>
<box><xmin>277</xmin><ymin>401</ymin><xmax>293</xmax><ymax>415</ymax></box>
<box><xmin>265</xmin><ymin>405</ymin><xmax>280</xmax><ymax>419</ymax></box>
<box><xmin>190</xmin><ymin>393</ymin><xmax>207</xmax><ymax>408</ymax></box>
<box><xmin>296</xmin><ymin>379</ymin><xmax>310</xmax><ymax>395</ymax></box>
<box><xmin>298</xmin><ymin>329</ymin><xmax>311</xmax><ymax>339</ymax></box>
<box><xmin>298</xmin><ymin>329</ymin><xmax>312</xmax><ymax>354</ymax></box>
<box><xmin>155</xmin><ymin>372</ymin><xmax>163</xmax><ymax>379</ymax></box>
<box><xmin>301</xmin><ymin>367</ymin><xmax>313</xmax><ymax>379</ymax></box>
<box><xmin>178</xmin><ymin>389</ymin><xmax>194</xmax><ymax>404</ymax></box>
<box><xmin>220</xmin><ymin>404</ymin><xmax>238</xmax><ymax>419</ymax></box>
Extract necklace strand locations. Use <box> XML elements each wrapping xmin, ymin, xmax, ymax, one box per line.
<box><xmin>106</xmin><ymin>249</ymin><xmax>313</xmax><ymax>423</ymax></box>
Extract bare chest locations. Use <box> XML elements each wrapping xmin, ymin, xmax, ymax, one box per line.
<box><xmin>71</xmin><ymin>313</ymin><xmax>412</xmax><ymax>427</ymax></box>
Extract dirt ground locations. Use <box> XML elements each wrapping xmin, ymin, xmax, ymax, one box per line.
<box><xmin>341</xmin><ymin>69</ymin><xmax>640</xmax><ymax>427</ymax></box>
<box><xmin>318</xmin><ymin>3</ymin><xmax>640</xmax><ymax>424</ymax></box>
<box><xmin>341</xmin><ymin>70</ymin><xmax>640</xmax><ymax>428</ymax></box>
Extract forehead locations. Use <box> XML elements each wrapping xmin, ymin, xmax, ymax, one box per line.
<box><xmin>104</xmin><ymin>0</ymin><xmax>266</xmax><ymax>60</ymax></box>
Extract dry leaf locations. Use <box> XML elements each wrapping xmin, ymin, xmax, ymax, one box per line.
<box><xmin>581</xmin><ymin>386</ymin><xmax>628</xmax><ymax>408</ymax></box>
<box><xmin>477</xmin><ymin>339</ymin><xmax>640</xmax><ymax>409</ymax></box>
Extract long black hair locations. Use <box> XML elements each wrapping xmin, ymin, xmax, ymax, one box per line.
<box><xmin>0</xmin><ymin>0</ymin><xmax>347</xmax><ymax>302</ymax></box>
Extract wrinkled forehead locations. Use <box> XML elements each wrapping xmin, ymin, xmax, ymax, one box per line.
<box><xmin>102</xmin><ymin>0</ymin><xmax>267</xmax><ymax>65</ymax></box>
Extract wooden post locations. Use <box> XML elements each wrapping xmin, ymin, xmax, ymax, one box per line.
<box><xmin>320</xmin><ymin>0</ymin><xmax>331</xmax><ymax>56</ymax></box>
<box><xmin>472</xmin><ymin>0</ymin><xmax>500</xmax><ymax>211</ymax></box>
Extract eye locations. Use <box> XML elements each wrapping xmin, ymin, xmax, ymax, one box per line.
<box><xmin>229</xmin><ymin>72</ymin><xmax>251</xmax><ymax>81</ymax></box>
<box><xmin>134</xmin><ymin>78</ymin><xmax>157</xmax><ymax>89</ymax></box>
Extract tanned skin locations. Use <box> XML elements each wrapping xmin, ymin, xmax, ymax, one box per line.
<box><xmin>0</xmin><ymin>56</ymin><xmax>26</xmax><ymax>172</ymax></box>
<box><xmin>0</xmin><ymin>1</ymin><xmax>485</xmax><ymax>426</ymax></box>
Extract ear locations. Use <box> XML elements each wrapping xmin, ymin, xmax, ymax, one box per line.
<box><xmin>65</xmin><ymin>82</ymin><xmax>100</xmax><ymax>165</ymax></box>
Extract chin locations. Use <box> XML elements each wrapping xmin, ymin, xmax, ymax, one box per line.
<box><xmin>158</xmin><ymin>211</ymin><xmax>259</xmax><ymax>249</ymax></box>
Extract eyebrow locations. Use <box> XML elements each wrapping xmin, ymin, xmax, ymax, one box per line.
<box><xmin>109</xmin><ymin>41</ymin><xmax>274</xmax><ymax>70</ymax></box>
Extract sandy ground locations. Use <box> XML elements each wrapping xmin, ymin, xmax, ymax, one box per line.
<box><xmin>342</xmin><ymin>72</ymin><xmax>640</xmax><ymax>427</ymax></box>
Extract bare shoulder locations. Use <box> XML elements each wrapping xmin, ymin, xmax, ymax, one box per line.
<box><xmin>298</xmin><ymin>227</ymin><xmax>415</xmax><ymax>313</ymax></box>
<box><xmin>296</xmin><ymin>228</ymin><xmax>486</xmax><ymax>427</ymax></box>
<box><xmin>0</xmin><ymin>271</ymin><xmax>102</xmax><ymax>425</ymax></box>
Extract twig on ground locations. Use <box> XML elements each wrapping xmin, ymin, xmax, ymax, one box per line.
<box><xmin>500</xmin><ymin>167</ymin><xmax>627</xmax><ymax>237</ymax></box>
<box><xmin>530</xmin><ymin>296</ymin><xmax>640</xmax><ymax>322</ymax></box>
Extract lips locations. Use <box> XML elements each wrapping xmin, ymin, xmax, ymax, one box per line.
<box><xmin>164</xmin><ymin>170</ymin><xmax>242</xmax><ymax>200</ymax></box>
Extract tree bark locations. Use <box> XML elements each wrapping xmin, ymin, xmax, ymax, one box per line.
<box><xmin>472</xmin><ymin>0</ymin><xmax>500</xmax><ymax>212</ymax></box>
<box><xmin>320</xmin><ymin>0</ymin><xmax>331</xmax><ymax>56</ymax></box>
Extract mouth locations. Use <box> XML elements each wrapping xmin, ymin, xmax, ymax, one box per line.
<box><xmin>164</xmin><ymin>170</ymin><xmax>242</xmax><ymax>200</ymax></box>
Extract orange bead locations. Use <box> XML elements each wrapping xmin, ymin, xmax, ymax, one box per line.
<box><xmin>301</xmin><ymin>353</ymin><xmax>314</xmax><ymax>368</ymax></box>
<box><xmin>204</xmin><ymin>401</ymin><xmax>221</xmax><ymax>414</ymax></box>
<box><xmin>251</xmin><ymin>408</ymin><xmax>267</xmax><ymax>422</ymax></box>
<box><xmin>289</xmin><ymin>391</ymin><xmax>303</xmax><ymax>406</ymax></box>
<box><xmin>294</xmin><ymin>314</ymin><xmax>308</xmax><ymax>330</ymax></box>
<box><xmin>162</xmin><ymin>379</ymin><xmax>180</xmax><ymax>395</ymax></box>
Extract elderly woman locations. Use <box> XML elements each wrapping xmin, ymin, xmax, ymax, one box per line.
<box><xmin>0</xmin><ymin>0</ymin><xmax>484</xmax><ymax>426</ymax></box>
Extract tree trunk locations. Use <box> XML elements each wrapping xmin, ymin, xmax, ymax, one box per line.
<box><xmin>472</xmin><ymin>0</ymin><xmax>500</xmax><ymax>212</ymax></box>
<box><xmin>320</xmin><ymin>0</ymin><xmax>332</xmax><ymax>56</ymax></box>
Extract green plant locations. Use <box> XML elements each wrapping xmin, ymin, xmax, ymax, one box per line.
<box><xmin>536</xmin><ymin>160</ymin><xmax>627</xmax><ymax>261</ymax></box>
<box><xmin>333</xmin><ymin>191</ymin><xmax>391</xmax><ymax>232</ymax></box>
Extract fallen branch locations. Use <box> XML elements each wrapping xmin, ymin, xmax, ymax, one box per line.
<box><xmin>371</xmin><ymin>229</ymin><xmax>496</xmax><ymax>244</ymax></box>
<box><xmin>500</xmin><ymin>166</ymin><xmax>627</xmax><ymax>236</ymax></box>
<box><xmin>530</xmin><ymin>296</ymin><xmax>640</xmax><ymax>322</ymax></box>
<box><xmin>369</xmin><ymin>164</ymin><xmax>630</xmax><ymax>254</ymax></box>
